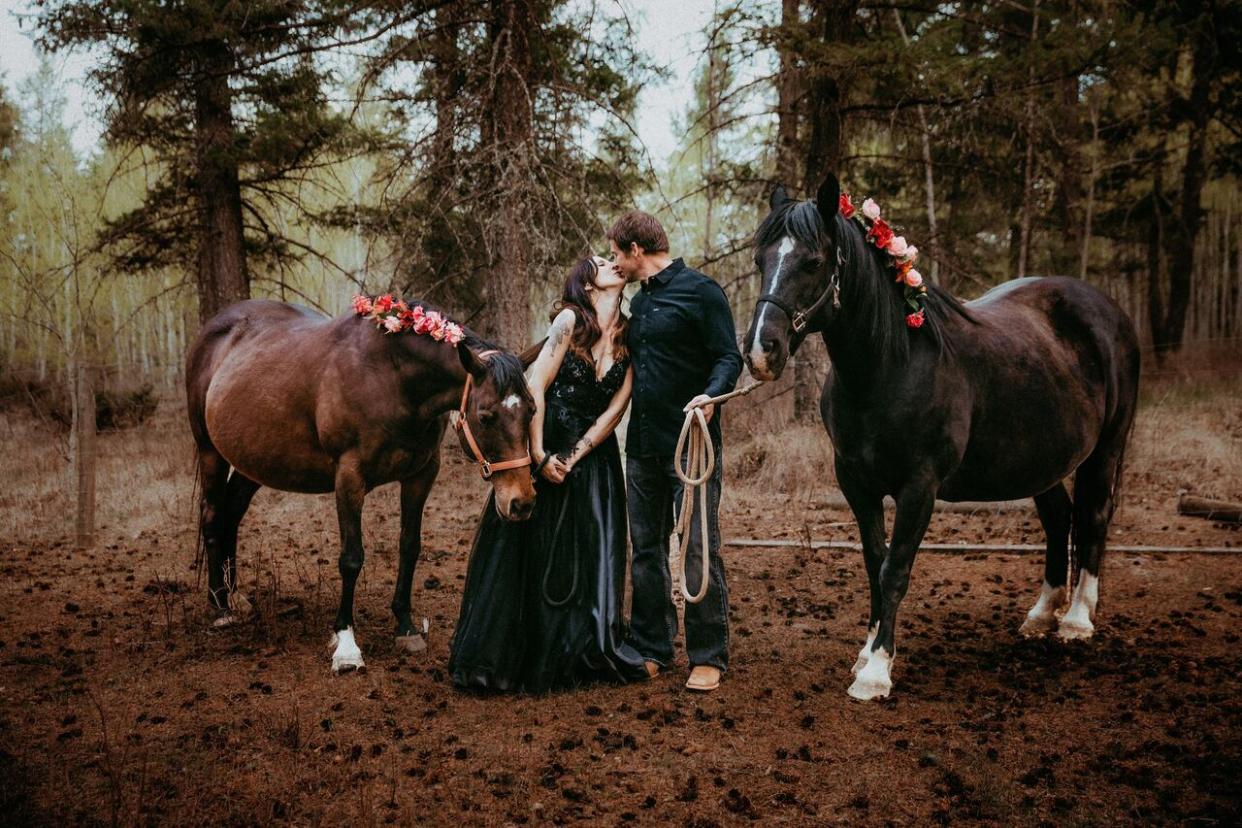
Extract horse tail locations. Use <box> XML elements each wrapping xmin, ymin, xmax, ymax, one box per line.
<box><xmin>191</xmin><ymin>449</ymin><xmax>205</xmax><ymax>583</ymax></box>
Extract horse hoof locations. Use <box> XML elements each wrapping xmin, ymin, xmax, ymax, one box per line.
<box><xmin>850</xmin><ymin>653</ymin><xmax>869</xmax><ymax>675</ymax></box>
<box><xmin>1057</xmin><ymin>619</ymin><xmax>1094</xmax><ymax>641</ymax></box>
<box><xmin>1019</xmin><ymin>614</ymin><xmax>1057</xmax><ymax>638</ymax></box>
<box><xmin>847</xmin><ymin>676</ymin><xmax>892</xmax><ymax>701</ymax></box>
<box><xmin>330</xmin><ymin>628</ymin><xmax>366</xmax><ymax>674</ymax></box>
<box><xmin>395</xmin><ymin>634</ymin><xmax>427</xmax><ymax>654</ymax></box>
<box><xmin>211</xmin><ymin>612</ymin><xmax>239</xmax><ymax>629</ymax></box>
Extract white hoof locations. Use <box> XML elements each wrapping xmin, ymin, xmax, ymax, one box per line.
<box><xmin>211</xmin><ymin>612</ymin><xmax>240</xmax><ymax>629</ymax></box>
<box><xmin>1057</xmin><ymin>615</ymin><xmax>1095</xmax><ymax>640</ymax></box>
<box><xmin>1020</xmin><ymin>582</ymin><xmax>1065</xmax><ymax>637</ymax></box>
<box><xmin>330</xmin><ymin>627</ymin><xmax>366</xmax><ymax>674</ymax></box>
<box><xmin>1019</xmin><ymin>614</ymin><xmax>1057</xmax><ymax>637</ymax></box>
<box><xmin>1057</xmin><ymin>574</ymin><xmax>1098</xmax><ymax>640</ymax></box>
<box><xmin>847</xmin><ymin>674</ymin><xmax>892</xmax><ymax>701</ymax></box>
<box><xmin>394</xmin><ymin>634</ymin><xmax>426</xmax><ymax>654</ymax></box>
<box><xmin>847</xmin><ymin>646</ymin><xmax>893</xmax><ymax>701</ymax></box>
<box><xmin>851</xmin><ymin>624</ymin><xmax>878</xmax><ymax>675</ymax></box>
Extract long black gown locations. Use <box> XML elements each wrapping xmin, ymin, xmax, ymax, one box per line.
<box><xmin>448</xmin><ymin>351</ymin><xmax>648</xmax><ymax>693</ymax></box>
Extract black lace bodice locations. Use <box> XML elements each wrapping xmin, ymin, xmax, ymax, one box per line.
<box><xmin>544</xmin><ymin>351</ymin><xmax>628</xmax><ymax>451</ymax></box>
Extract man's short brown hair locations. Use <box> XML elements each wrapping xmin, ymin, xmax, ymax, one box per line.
<box><xmin>607</xmin><ymin>211</ymin><xmax>669</xmax><ymax>254</ymax></box>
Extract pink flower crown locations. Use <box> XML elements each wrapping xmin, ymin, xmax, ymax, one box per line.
<box><xmin>351</xmin><ymin>294</ymin><xmax>465</xmax><ymax>345</ymax></box>
<box><xmin>838</xmin><ymin>193</ymin><xmax>928</xmax><ymax>329</ymax></box>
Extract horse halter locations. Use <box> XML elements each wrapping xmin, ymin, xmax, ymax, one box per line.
<box><xmin>451</xmin><ymin>349</ymin><xmax>532</xmax><ymax>480</ymax></box>
<box><xmin>755</xmin><ymin>246</ymin><xmax>844</xmax><ymax>335</ymax></box>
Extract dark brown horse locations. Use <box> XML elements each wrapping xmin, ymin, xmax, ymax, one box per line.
<box><xmin>744</xmin><ymin>175</ymin><xmax>1140</xmax><ymax>701</ymax></box>
<box><xmin>186</xmin><ymin>299</ymin><xmax>535</xmax><ymax>673</ymax></box>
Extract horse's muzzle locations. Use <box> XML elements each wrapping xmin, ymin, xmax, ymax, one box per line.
<box><xmin>745</xmin><ymin>335</ymin><xmax>787</xmax><ymax>382</ymax></box>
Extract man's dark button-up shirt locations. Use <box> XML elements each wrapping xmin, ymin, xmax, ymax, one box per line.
<box><xmin>626</xmin><ymin>258</ymin><xmax>743</xmax><ymax>457</ymax></box>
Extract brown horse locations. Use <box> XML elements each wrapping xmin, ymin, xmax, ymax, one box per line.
<box><xmin>186</xmin><ymin>299</ymin><xmax>536</xmax><ymax>673</ymax></box>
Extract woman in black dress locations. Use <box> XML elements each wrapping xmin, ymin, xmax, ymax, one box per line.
<box><xmin>449</xmin><ymin>256</ymin><xmax>648</xmax><ymax>693</ymax></box>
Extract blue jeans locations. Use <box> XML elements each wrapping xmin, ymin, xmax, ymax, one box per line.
<box><xmin>625</xmin><ymin>449</ymin><xmax>729</xmax><ymax>671</ymax></box>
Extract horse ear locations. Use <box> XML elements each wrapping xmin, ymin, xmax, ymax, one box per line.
<box><xmin>769</xmin><ymin>185</ymin><xmax>791</xmax><ymax>210</ymax></box>
<box><xmin>457</xmin><ymin>342</ymin><xmax>489</xmax><ymax>379</ymax></box>
<box><xmin>816</xmin><ymin>174</ymin><xmax>840</xmax><ymax>221</ymax></box>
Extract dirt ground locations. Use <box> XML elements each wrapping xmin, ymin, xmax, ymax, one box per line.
<box><xmin>1</xmin><ymin>386</ymin><xmax>1240</xmax><ymax>827</ymax></box>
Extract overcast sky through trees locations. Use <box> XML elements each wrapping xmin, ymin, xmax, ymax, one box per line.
<box><xmin>0</xmin><ymin>0</ymin><xmax>731</xmax><ymax>165</ymax></box>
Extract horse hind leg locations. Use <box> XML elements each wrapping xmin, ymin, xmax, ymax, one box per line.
<box><xmin>210</xmin><ymin>471</ymin><xmax>261</xmax><ymax>627</ymax></box>
<box><xmin>1058</xmin><ymin>448</ymin><xmax>1125</xmax><ymax>641</ymax></box>
<box><xmin>1020</xmin><ymin>483</ymin><xmax>1071</xmax><ymax>637</ymax></box>
<box><xmin>197</xmin><ymin>448</ymin><xmax>234</xmax><ymax>621</ymax></box>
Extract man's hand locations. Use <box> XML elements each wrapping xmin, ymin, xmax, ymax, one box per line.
<box><xmin>683</xmin><ymin>393</ymin><xmax>716</xmax><ymax>423</ymax></box>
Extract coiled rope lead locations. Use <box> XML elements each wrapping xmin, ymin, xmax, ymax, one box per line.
<box><xmin>673</xmin><ymin>383</ymin><xmax>763</xmax><ymax>604</ymax></box>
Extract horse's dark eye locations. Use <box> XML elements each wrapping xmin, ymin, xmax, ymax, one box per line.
<box><xmin>478</xmin><ymin>409</ymin><xmax>497</xmax><ymax>424</ymax></box>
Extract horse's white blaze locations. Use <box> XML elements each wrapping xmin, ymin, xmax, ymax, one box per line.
<box><xmin>851</xmin><ymin>623</ymin><xmax>879</xmax><ymax>674</ymax></box>
<box><xmin>1020</xmin><ymin>580</ymin><xmax>1067</xmax><ymax>637</ymax></box>
<box><xmin>847</xmin><ymin>644</ymin><xmax>894</xmax><ymax>701</ymax></box>
<box><xmin>330</xmin><ymin>626</ymin><xmax>365</xmax><ymax>673</ymax></box>
<box><xmin>1058</xmin><ymin>572</ymin><xmax>1099</xmax><ymax>640</ymax></box>
<box><xmin>749</xmin><ymin>236</ymin><xmax>796</xmax><ymax>372</ymax></box>
<box><xmin>502</xmin><ymin>394</ymin><xmax>521</xmax><ymax>411</ymax></box>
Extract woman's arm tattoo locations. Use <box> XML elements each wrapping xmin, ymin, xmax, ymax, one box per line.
<box><xmin>568</xmin><ymin>435</ymin><xmax>594</xmax><ymax>460</ymax></box>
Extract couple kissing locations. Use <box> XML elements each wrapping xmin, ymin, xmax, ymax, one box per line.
<box><xmin>449</xmin><ymin>210</ymin><xmax>743</xmax><ymax>694</ymax></box>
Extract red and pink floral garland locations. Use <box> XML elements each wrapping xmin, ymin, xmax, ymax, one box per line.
<box><xmin>351</xmin><ymin>294</ymin><xmax>465</xmax><ymax>345</ymax></box>
<box><xmin>838</xmin><ymin>193</ymin><xmax>928</xmax><ymax>328</ymax></box>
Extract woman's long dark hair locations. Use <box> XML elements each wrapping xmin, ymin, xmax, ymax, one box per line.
<box><xmin>522</xmin><ymin>257</ymin><xmax>629</xmax><ymax>366</ymax></box>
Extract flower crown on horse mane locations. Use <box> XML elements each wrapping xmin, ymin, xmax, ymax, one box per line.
<box><xmin>351</xmin><ymin>294</ymin><xmax>465</xmax><ymax>345</ymax></box>
<box><xmin>837</xmin><ymin>193</ymin><xmax>928</xmax><ymax>329</ymax></box>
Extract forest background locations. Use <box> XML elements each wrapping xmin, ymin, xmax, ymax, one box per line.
<box><xmin>0</xmin><ymin>0</ymin><xmax>1239</xmax><ymax>427</ymax></box>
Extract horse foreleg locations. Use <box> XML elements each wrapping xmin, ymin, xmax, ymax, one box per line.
<box><xmin>393</xmin><ymin>457</ymin><xmax>439</xmax><ymax>654</ymax></box>
<box><xmin>848</xmin><ymin>482</ymin><xmax>935</xmax><ymax>701</ymax></box>
<box><xmin>838</xmin><ymin>466</ymin><xmax>887</xmax><ymax>675</ymax></box>
<box><xmin>1021</xmin><ymin>483</ymin><xmax>1071</xmax><ymax>637</ymax></box>
<box><xmin>330</xmin><ymin>455</ymin><xmax>367</xmax><ymax>674</ymax></box>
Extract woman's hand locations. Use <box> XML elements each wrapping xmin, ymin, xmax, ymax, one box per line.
<box><xmin>540</xmin><ymin>454</ymin><xmax>572</xmax><ymax>484</ymax></box>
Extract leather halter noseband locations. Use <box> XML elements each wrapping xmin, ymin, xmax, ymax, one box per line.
<box><xmin>451</xmin><ymin>350</ymin><xmax>532</xmax><ymax>479</ymax></box>
<box><xmin>755</xmin><ymin>246</ymin><xmax>844</xmax><ymax>335</ymax></box>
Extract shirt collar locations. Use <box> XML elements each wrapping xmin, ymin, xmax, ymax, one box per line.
<box><xmin>641</xmin><ymin>257</ymin><xmax>685</xmax><ymax>292</ymax></box>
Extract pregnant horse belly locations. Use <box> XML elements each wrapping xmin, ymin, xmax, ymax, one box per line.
<box><xmin>940</xmin><ymin>424</ymin><xmax>1094</xmax><ymax>502</ymax></box>
<box><xmin>205</xmin><ymin>373</ymin><xmax>336</xmax><ymax>493</ymax></box>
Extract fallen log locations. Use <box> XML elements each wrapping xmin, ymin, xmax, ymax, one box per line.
<box><xmin>1178</xmin><ymin>494</ymin><xmax>1242</xmax><ymax>524</ymax></box>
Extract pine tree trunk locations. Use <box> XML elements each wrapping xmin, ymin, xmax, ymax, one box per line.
<box><xmin>802</xmin><ymin>0</ymin><xmax>856</xmax><ymax>190</ymax></box>
<box><xmin>892</xmin><ymin>9</ymin><xmax>939</xmax><ymax>286</ymax></box>
<box><xmin>1147</xmin><ymin>163</ymin><xmax>1166</xmax><ymax>351</ymax></box>
<box><xmin>1016</xmin><ymin>0</ymin><xmax>1041</xmax><ymax>279</ymax></box>
<box><xmin>484</xmin><ymin>0</ymin><xmax>534</xmax><ymax>348</ymax></box>
<box><xmin>193</xmin><ymin>41</ymin><xmax>249</xmax><ymax>325</ymax></box>
<box><xmin>1079</xmin><ymin>97</ymin><xmax>1099</xmax><ymax>281</ymax></box>
<box><xmin>1159</xmin><ymin>17</ymin><xmax>1213</xmax><ymax>353</ymax></box>
<box><xmin>775</xmin><ymin>0</ymin><xmax>801</xmax><ymax>188</ymax></box>
<box><xmin>796</xmin><ymin>0</ymin><xmax>854</xmax><ymax>422</ymax></box>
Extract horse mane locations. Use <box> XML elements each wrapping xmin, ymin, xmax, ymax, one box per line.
<box><xmin>464</xmin><ymin>332</ymin><xmax>533</xmax><ymax>403</ymax></box>
<box><xmin>382</xmin><ymin>297</ymin><xmax>533</xmax><ymax>403</ymax></box>
<box><xmin>755</xmin><ymin>200</ymin><xmax>975</xmax><ymax>365</ymax></box>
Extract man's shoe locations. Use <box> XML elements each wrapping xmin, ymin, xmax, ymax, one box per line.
<box><xmin>644</xmin><ymin>660</ymin><xmax>660</xmax><ymax>679</ymax></box>
<box><xmin>685</xmin><ymin>665</ymin><xmax>721</xmax><ymax>692</ymax></box>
